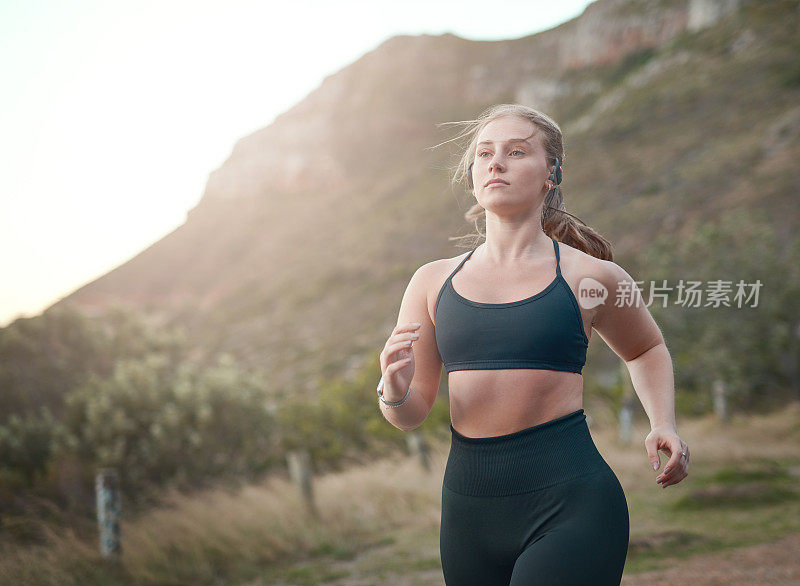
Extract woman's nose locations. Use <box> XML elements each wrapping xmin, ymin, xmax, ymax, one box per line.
<box><xmin>489</xmin><ymin>156</ymin><xmax>505</xmax><ymax>173</ymax></box>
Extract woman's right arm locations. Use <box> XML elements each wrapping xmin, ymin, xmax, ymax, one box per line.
<box><xmin>378</xmin><ymin>262</ymin><xmax>444</xmax><ymax>431</ymax></box>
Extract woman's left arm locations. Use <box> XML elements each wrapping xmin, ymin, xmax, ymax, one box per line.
<box><xmin>590</xmin><ymin>259</ymin><xmax>690</xmax><ymax>489</ymax></box>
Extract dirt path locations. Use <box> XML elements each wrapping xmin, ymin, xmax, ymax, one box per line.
<box><xmin>255</xmin><ymin>531</ymin><xmax>800</xmax><ymax>585</ymax></box>
<box><xmin>622</xmin><ymin>532</ymin><xmax>800</xmax><ymax>585</ymax></box>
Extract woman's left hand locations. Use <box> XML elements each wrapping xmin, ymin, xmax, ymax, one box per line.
<box><xmin>645</xmin><ymin>426</ymin><xmax>690</xmax><ymax>489</ymax></box>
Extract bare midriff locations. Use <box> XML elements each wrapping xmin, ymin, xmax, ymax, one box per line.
<box><xmin>447</xmin><ymin>368</ymin><xmax>583</xmax><ymax>438</ymax></box>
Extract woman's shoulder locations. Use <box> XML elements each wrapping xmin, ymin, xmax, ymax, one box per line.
<box><xmin>410</xmin><ymin>250</ymin><xmax>475</xmax><ymax>317</ymax></box>
<box><xmin>557</xmin><ymin>239</ymin><xmax>605</xmax><ymax>270</ymax></box>
<box><xmin>557</xmin><ymin>240</ymin><xmax>636</xmax><ymax>291</ymax></box>
<box><xmin>416</xmin><ymin>249</ymin><xmax>474</xmax><ymax>283</ymax></box>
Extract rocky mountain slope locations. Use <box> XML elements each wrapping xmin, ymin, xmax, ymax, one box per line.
<box><xmin>47</xmin><ymin>0</ymin><xmax>800</xmax><ymax>393</ymax></box>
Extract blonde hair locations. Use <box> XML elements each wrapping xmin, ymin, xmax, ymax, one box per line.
<box><xmin>431</xmin><ymin>104</ymin><xmax>613</xmax><ymax>260</ymax></box>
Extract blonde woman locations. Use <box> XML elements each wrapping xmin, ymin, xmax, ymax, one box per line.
<box><xmin>378</xmin><ymin>104</ymin><xmax>689</xmax><ymax>585</ymax></box>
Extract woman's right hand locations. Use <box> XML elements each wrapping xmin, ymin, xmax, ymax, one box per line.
<box><xmin>379</xmin><ymin>322</ymin><xmax>421</xmax><ymax>401</ymax></box>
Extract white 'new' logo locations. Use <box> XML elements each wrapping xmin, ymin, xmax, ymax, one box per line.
<box><xmin>578</xmin><ymin>277</ymin><xmax>607</xmax><ymax>309</ymax></box>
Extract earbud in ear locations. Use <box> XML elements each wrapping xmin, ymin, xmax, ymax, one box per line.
<box><xmin>548</xmin><ymin>157</ymin><xmax>562</xmax><ymax>186</ymax></box>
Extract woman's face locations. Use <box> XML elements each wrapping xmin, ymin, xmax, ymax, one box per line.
<box><xmin>471</xmin><ymin>115</ymin><xmax>551</xmax><ymax>211</ymax></box>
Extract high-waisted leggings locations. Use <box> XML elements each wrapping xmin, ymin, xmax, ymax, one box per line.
<box><xmin>439</xmin><ymin>408</ymin><xmax>629</xmax><ymax>586</ymax></box>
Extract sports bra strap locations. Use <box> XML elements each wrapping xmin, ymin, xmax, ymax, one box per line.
<box><xmin>448</xmin><ymin>247</ymin><xmax>477</xmax><ymax>283</ymax></box>
<box><xmin>552</xmin><ymin>238</ymin><xmax>562</xmax><ymax>277</ymax></box>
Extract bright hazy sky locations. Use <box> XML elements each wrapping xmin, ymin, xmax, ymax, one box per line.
<box><xmin>0</xmin><ymin>0</ymin><xmax>594</xmax><ymax>327</ymax></box>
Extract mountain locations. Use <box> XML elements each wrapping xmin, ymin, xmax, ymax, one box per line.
<box><xmin>46</xmin><ymin>0</ymin><xmax>800</xmax><ymax>393</ymax></box>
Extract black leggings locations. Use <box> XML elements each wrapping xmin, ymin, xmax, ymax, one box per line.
<box><xmin>439</xmin><ymin>409</ymin><xmax>629</xmax><ymax>586</ymax></box>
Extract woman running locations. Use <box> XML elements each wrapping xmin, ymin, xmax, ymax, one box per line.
<box><xmin>377</xmin><ymin>104</ymin><xmax>690</xmax><ymax>585</ymax></box>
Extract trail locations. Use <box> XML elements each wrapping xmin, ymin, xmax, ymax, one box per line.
<box><xmin>621</xmin><ymin>532</ymin><xmax>800</xmax><ymax>585</ymax></box>
<box><xmin>250</xmin><ymin>531</ymin><xmax>800</xmax><ymax>585</ymax></box>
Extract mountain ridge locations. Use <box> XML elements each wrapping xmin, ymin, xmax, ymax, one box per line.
<box><xmin>43</xmin><ymin>0</ymin><xmax>798</xmax><ymax>393</ymax></box>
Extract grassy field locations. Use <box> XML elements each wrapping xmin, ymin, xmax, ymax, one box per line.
<box><xmin>2</xmin><ymin>403</ymin><xmax>799</xmax><ymax>585</ymax></box>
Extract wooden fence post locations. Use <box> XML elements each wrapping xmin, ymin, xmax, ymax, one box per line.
<box><xmin>618</xmin><ymin>361</ymin><xmax>636</xmax><ymax>444</ymax></box>
<box><xmin>405</xmin><ymin>432</ymin><xmax>431</xmax><ymax>471</ymax></box>
<box><xmin>789</xmin><ymin>319</ymin><xmax>800</xmax><ymax>401</ymax></box>
<box><xmin>618</xmin><ymin>402</ymin><xmax>634</xmax><ymax>444</ymax></box>
<box><xmin>95</xmin><ymin>468</ymin><xmax>121</xmax><ymax>559</ymax></box>
<box><xmin>287</xmin><ymin>449</ymin><xmax>318</xmax><ymax>518</ymax></box>
<box><xmin>712</xmin><ymin>379</ymin><xmax>729</xmax><ymax>424</ymax></box>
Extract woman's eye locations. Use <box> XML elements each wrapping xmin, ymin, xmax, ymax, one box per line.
<box><xmin>477</xmin><ymin>150</ymin><xmax>524</xmax><ymax>157</ymax></box>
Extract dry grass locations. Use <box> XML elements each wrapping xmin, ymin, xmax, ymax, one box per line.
<box><xmin>0</xmin><ymin>443</ymin><xmax>447</xmax><ymax>585</ymax></box>
<box><xmin>1</xmin><ymin>403</ymin><xmax>798</xmax><ymax>585</ymax></box>
<box><xmin>591</xmin><ymin>401</ymin><xmax>800</xmax><ymax>490</ymax></box>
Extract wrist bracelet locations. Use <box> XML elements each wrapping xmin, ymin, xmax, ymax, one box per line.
<box><xmin>377</xmin><ymin>375</ymin><xmax>412</xmax><ymax>408</ymax></box>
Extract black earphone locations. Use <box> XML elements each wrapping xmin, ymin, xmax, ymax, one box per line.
<box><xmin>467</xmin><ymin>157</ymin><xmax>562</xmax><ymax>190</ymax></box>
<box><xmin>549</xmin><ymin>157</ymin><xmax>562</xmax><ymax>188</ymax></box>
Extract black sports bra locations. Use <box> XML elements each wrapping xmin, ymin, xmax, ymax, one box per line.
<box><xmin>434</xmin><ymin>238</ymin><xmax>589</xmax><ymax>374</ymax></box>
